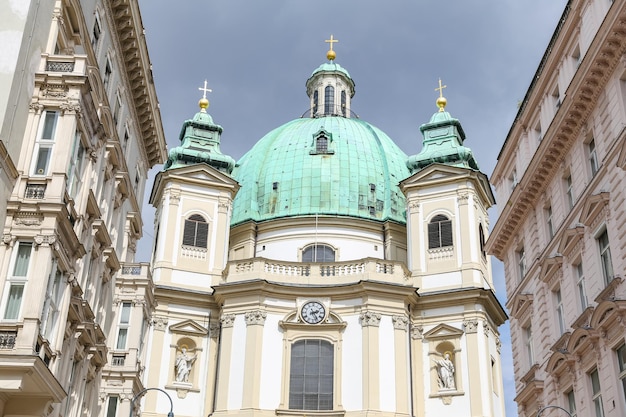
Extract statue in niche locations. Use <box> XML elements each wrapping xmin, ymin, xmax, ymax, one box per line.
<box><xmin>175</xmin><ymin>346</ymin><xmax>196</xmax><ymax>383</ymax></box>
<box><xmin>436</xmin><ymin>352</ymin><xmax>455</xmax><ymax>390</ymax></box>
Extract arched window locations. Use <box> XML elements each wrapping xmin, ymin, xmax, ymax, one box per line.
<box><xmin>479</xmin><ymin>224</ymin><xmax>486</xmax><ymax>259</ymax></box>
<box><xmin>313</xmin><ymin>90</ymin><xmax>318</xmax><ymax>115</ymax></box>
<box><xmin>289</xmin><ymin>339</ymin><xmax>334</xmax><ymax>410</ymax></box>
<box><xmin>182</xmin><ymin>214</ymin><xmax>208</xmax><ymax>248</ymax></box>
<box><xmin>428</xmin><ymin>215</ymin><xmax>453</xmax><ymax>249</ymax></box>
<box><xmin>341</xmin><ymin>91</ymin><xmax>346</xmax><ymax>116</ymax></box>
<box><xmin>302</xmin><ymin>244</ymin><xmax>335</xmax><ymax>262</ymax></box>
<box><xmin>324</xmin><ymin>86</ymin><xmax>334</xmax><ymax>115</ymax></box>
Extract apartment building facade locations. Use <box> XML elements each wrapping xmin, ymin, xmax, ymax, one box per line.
<box><xmin>487</xmin><ymin>1</ymin><xmax>626</xmax><ymax>416</ymax></box>
<box><xmin>0</xmin><ymin>1</ymin><xmax>166</xmax><ymax>416</ymax></box>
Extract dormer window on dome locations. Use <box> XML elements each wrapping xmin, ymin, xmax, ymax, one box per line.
<box><xmin>310</xmin><ymin>129</ymin><xmax>334</xmax><ymax>155</ymax></box>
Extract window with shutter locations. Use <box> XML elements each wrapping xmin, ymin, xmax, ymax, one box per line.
<box><xmin>182</xmin><ymin>215</ymin><xmax>209</xmax><ymax>248</ymax></box>
<box><xmin>428</xmin><ymin>215</ymin><xmax>453</xmax><ymax>249</ymax></box>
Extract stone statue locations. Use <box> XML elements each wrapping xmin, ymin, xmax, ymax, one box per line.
<box><xmin>436</xmin><ymin>353</ymin><xmax>455</xmax><ymax>389</ymax></box>
<box><xmin>175</xmin><ymin>347</ymin><xmax>196</xmax><ymax>383</ymax></box>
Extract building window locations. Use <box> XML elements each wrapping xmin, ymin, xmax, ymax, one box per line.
<box><xmin>316</xmin><ymin>135</ymin><xmax>329</xmax><ymax>154</ymax></box>
<box><xmin>341</xmin><ymin>90</ymin><xmax>346</xmax><ymax>116</ymax></box>
<box><xmin>324</xmin><ymin>86</ymin><xmax>334</xmax><ymax>115</ymax></box>
<box><xmin>40</xmin><ymin>263</ymin><xmax>64</xmax><ymax>339</ymax></box>
<box><xmin>289</xmin><ymin>339</ymin><xmax>334</xmax><ymax>410</ymax></box>
<box><xmin>428</xmin><ymin>214</ymin><xmax>453</xmax><ymax>249</ymax></box>
<box><xmin>590</xmin><ymin>369</ymin><xmax>605</xmax><ymax>417</ymax></box>
<box><xmin>113</xmin><ymin>92</ymin><xmax>122</xmax><ymax>124</ymax></box>
<box><xmin>479</xmin><ymin>224</ymin><xmax>486</xmax><ymax>260</ymax></box>
<box><xmin>3</xmin><ymin>242</ymin><xmax>33</xmax><ymax>320</ymax></box>
<box><xmin>546</xmin><ymin>205</ymin><xmax>554</xmax><ymax>239</ymax></box>
<box><xmin>509</xmin><ymin>169</ymin><xmax>518</xmax><ymax>190</ymax></box>
<box><xmin>566</xmin><ymin>389</ymin><xmax>577</xmax><ymax>417</ymax></box>
<box><xmin>302</xmin><ymin>244</ymin><xmax>335</xmax><ymax>263</ymax></box>
<box><xmin>524</xmin><ymin>324</ymin><xmax>534</xmax><ymax>366</ymax></box>
<box><xmin>555</xmin><ymin>289</ymin><xmax>565</xmax><ymax>334</ymax></box>
<box><xmin>617</xmin><ymin>344</ymin><xmax>626</xmax><ymax>405</ymax></box>
<box><xmin>535</xmin><ymin>124</ymin><xmax>542</xmax><ymax>143</ymax></box>
<box><xmin>517</xmin><ymin>247</ymin><xmax>526</xmax><ymax>280</ymax></box>
<box><xmin>115</xmin><ymin>302</ymin><xmax>131</xmax><ymax>350</ymax></box>
<box><xmin>33</xmin><ymin>110</ymin><xmax>58</xmax><ymax>176</ymax></box>
<box><xmin>91</xmin><ymin>15</ymin><xmax>101</xmax><ymax>49</ymax></box>
<box><xmin>104</xmin><ymin>58</ymin><xmax>112</xmax><ymax>91</ymax></box>
<box><xmin>182</xmin><ymin>214</ymin><xmax>209</xmax><ymax>248</ymax></box>
<box><xmin>588</xmin><ymin>139</ymin><xmax>599</xmax><ymax>176</ymax></box>
<box><xmin>565</xmin><ymin>174</ymin><xmax>574</xmax><ymax>210</ymax></box>
<box><xmin>576</xmin><ymin>263</ymin><xmax>587</xmax><ymax>310</ymax></box>
<box><xmin>597</xmin><ymin>230</ymin><xmax>613</xmax><ymax>286</ymax></box>
<box><xmin>67</xmin><ymin>130</ymin><xmax>86</xmax><ymax>198</ymax></box>
<box><xmin>106</xmin><ymin>396</ymin><xmax>118</xmax><ymax>417</ymax></box>
<box><xmin>313</xmin><ymin>90</ymin><xmax>318</xmax><ymax>115</ymax></box>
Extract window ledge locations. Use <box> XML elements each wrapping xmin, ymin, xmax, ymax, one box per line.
<box><xmin>276</xmin><ymin>409</ymin><xmax>345</xmax><ymax>417</ymax></box>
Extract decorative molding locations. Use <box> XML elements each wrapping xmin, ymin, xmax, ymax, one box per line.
<box><xmin>153</xmin><ymin>316</ymin><xmax>168</xmax><ymax>331</ymax></box>
<box><xmin>2</xmin><ymin>234</ymin><xmax>13</xmax><ymax>245</ymax></box>
<box><xmin>463</xmin><ymin>320</ymin><xmax>479</xmax><ymax>334</ymax></box>
<box><xmin>359</xmin><ymin>311</ymin><xmax>381</xmax><ymax>327</ymax></box>
<box><xmin>34</xmin><ymin>234</ymin><xmax>56</xmax><ymax>246</ymax></box>
<box><xmin>41</xmin><ymin>83</ymin><xmax>68</xmax><ymax>98</ymax></box>
<box><xmin>209</xmin><ymin>321</ymin><xmax>220</xmax><ymax>338</ymax></box>
<box><xmin>169</xmin><ymin>190</ymin><xmax>181</xmax><ymax>205</ymax></box>
<box><xmin>221</xmin><ymin>314</ymin><xmax>236</xmax><ymax>328</ymax></box>
<box><xmin>392</xmin><ymin>315</ymin><xmax>409</xmax><ymax>331</ymax></box>
<box><xmin>410</xmin><ymin>325</ymin><xmax>424</xmax><ymax>339</ymax></box>
<box><xmin>245</xmin><ymin>310</ymin><xmax>267</xmax><ymax>326</ymax></box>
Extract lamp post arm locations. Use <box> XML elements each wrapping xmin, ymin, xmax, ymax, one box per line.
<box><xmin>536</xmin><ymin>405</ymin><xmax>573</xmax><ymax>417</ymax></box>
<box><xmin>129</xmin><ymin>387</ymin><xmax>174</xmax><ymax>417</ymax></box>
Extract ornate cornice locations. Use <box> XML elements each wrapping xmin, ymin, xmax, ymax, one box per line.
<box><xmin>488</xmin><ymin>5</ymin><xmax>626</xmax><ymax>259</ymax></box>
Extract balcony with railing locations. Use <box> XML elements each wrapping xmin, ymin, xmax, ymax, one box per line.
<box><xmin>40</xmin><ymin>54</ymin><xmax>87</xmax><ymax>77</ymax></box>
<box><xmin>224</xmin><ymin>257</ymin><xmax>410</xmax><ymax>286</ymax></box>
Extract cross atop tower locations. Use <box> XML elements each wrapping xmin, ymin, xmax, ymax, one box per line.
<box><xmin>199</xmin><ymin>80</ymin><xmax>212</xmax><ymax>100</ymax></box>
<box><xmin>435</xmin><ymin>78</ymin><xmax>447</xmax><ymax>98</ymax></box>
<box><xmin>325</xmin><ymin>35</ymin><xmax>338</xmax><ymax>51</ymax></box>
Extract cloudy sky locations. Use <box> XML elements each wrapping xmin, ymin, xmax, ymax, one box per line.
<box><xmin>136</xmin><ymin>2</ymin><xmax>569</xmax><ymax>415</ymax></box>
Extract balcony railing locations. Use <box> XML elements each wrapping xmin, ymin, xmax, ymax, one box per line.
<box><xmin>40</xmin><ymin>54</ymin><xmax>87</xmax><ymax>76</ymax></box>
<box><xmin>25</xmin><ymin>183</ymin><xmax>46</xmax><ymax>199</ymax></box>
<box><xmin>0</xmin><ymin>331</ymin><xmax>17</xmax><ymax>349</ymax></box>
<box><xmin>225</xmin><ymin>257</ymin><xmax>410</xmax><ymax>285</ymax></box>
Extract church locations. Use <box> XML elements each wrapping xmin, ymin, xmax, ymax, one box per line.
<box><xmin>138</xmin><ymin>40</ymin><xmax>507</xmax><ymax>417</ymax></box>
<box><xmin>0</xmin><ymin>0</ymin><xmax>506</xmax><ymax>414</ymax></box>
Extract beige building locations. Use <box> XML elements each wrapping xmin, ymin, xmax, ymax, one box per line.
<box><xmin>487</xmin><ymin>0</ymin><xmax>626</xmax><ymax>416</ymax></box>
<box><xmin>0</xmin><ymin>0</ymin><xmax>166</xmax><ymax>416</ymax></box>
<box><xmin>0</xmin><ymin>2</ymin><xmax>508</xmax><ymax>417</ymax></box>
<box><xmin>138</xmin><ymin>45</ymin><xmax>507</xmax><ymax>417</ymax></box>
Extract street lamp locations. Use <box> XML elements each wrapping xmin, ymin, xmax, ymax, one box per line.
<box><xmin>536</xmin><ymin>405</ymin><xmax>573</xmax><ymax>417</ymax></box>
<box><xmin>129</xmin><ymin>387</ymin><xmax>174</xmax><ymax>417</ymax></box>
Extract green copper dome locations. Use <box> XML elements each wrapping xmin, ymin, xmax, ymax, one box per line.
<box><xmin>231</xmin><ymin>116</ymin><xmax>410</xmax><ymax>225</ymax></box>
<box><xmin>310</xmin><ymin>62</ymin><xmax>352</xmax><ymax>79</ymax></box>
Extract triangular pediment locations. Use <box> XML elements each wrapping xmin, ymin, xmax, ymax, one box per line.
<box><xmin>169</xmin><ymin>319</ymin><xmax>208</xmax><ymax>336</ymax></box>
<box><xmin>509</xmin><ymin>292</ymin><xmax>533</xmax><ymax>318</ymax></box>
<box><xmin>150</xmin><ymin>163</ymin><xmax>240</xmax><ymax>205</ymax></box>
<box><xmin>558</xmin><ymin>225</ymin><xmax>585</xmax><ymax>257</ymax></box>
<box><xmin>540</xmin><ymin>254</ymin><xmax>563</xmax><ymax>283</ymax></box>
<box><xmin>423</xmin><ymin>323</ymin><xmax>464</xmax><ymax>339</ymax></box>
<box><xmin>400</xmin><ymin>163</ymin><xmax>495</xmax><ymax>207</ymax></box>
<box><xmin>579</xmin><ymin>191</ymin><xmax>609</xmax><ymax>228</ymax></box>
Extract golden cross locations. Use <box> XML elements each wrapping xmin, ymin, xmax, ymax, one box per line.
<box><xmin>325</xmin><ymin>35</ymin><xmax>339</xmax><ymax>51</ymax></box>
<box><xmin>435</xmin><ymin>78</ymin><xmax>447</xmax><ymax>98</ymax></box>
<box><xmin>198</xmin><ymin>80</ymin><xmax>212</xmax><ymax>99</ymax></box>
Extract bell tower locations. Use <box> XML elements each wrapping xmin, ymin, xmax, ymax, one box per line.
<box><xmin>401</xmin><ymin>86</ymin><xmax>507</xmax><ymax>416</ymax></box>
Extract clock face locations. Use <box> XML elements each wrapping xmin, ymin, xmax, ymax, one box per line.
<box><xmin>301</xmin><ymin>301</ymin><xmax>326</xmax><ymax>324</ymax></box>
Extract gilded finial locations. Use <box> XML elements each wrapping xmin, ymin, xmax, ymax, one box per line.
<box><xmin>198</xmin><ymin>80</ymin><xmax>212</xmax><ymax>112</ymax></box>
<box><xmin>325</xmin><ymin>35</ymin><xmax>338</xmax><ymax>61</ymax></box>
<box><xmin>435</xmin><ymin>78</ymin><xmax>447</xmax><ymax>112</ymax></box>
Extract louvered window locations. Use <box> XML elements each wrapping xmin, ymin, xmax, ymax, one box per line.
<box><xmin>289</xmin><ymin>339</ymin><xmax>334</xmax><ymax>410</ymax></box>
<box><xmin>428</xmin><ymin>215</ymin><xmax>453</xmax><ymax>249</ymax></box>
<box><xmin>183</xmin><ymin>215</ymin><xmax>208</xmax><ymax>248</ymax></box>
